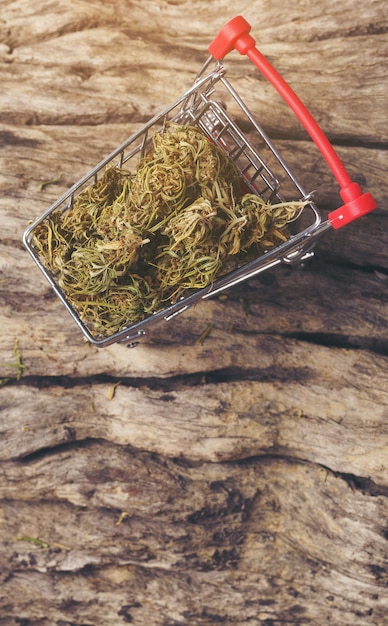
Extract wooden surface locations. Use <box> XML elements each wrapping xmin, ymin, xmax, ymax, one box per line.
<box><xmin>1</xmin><ymin>1</ymin><xmax>387</xmax><ymax>624</ymax></box>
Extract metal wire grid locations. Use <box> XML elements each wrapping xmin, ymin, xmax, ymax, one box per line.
<box><xmin>23</xmin><ymin>61</ymin><xmax>321</xmax><ymax>347</ymax></box>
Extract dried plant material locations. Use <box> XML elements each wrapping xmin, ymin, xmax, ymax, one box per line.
<box><xmin>39</xmin><ymin>178</ymin><xmax>62</xmax><ymax>191</ymax></box>
<box><xmin>107</xmin><ymin>381</ymin><xmax>121</xmax><ymax>401</ymax></box>
<box><xmin>15</xmin><ymin>536</ymin><xmax>49</xmax><ymax>548</ymax></box>
<box><xmin>32</xmin><ymin>123</ymin><xmax>307</xmax><ymax>339</ymax></box>
<box><xmin>115</xmin><ymin>512</ymin><xmax>132</xmax><ymax>526</ymax></box>
<box><xmin>0</xmin><ymin>339</ymin><xmax>25</xmax><ymax>385</ymax></box>
<box><xmin>196</xmin><ymin>323</ymin><xmax>213</xmax><ymax>345</ymax></box>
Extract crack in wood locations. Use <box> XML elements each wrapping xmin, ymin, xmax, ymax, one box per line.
<box><xmin>13</xmin><ymin>439</ymin><xmax>388</xmax><ymax>497</ymax></box>
<box><xmin>13</xmin><ymin>365</ymin><xmax>313</xmax><ymax>391</ymax></box>
<box><xmin>282</xmin><ymin>331</ymin><xmax>388</xmax><ymax>356</ymax></box>
<box><xmin>331</xmin><ymin>471</ymin><xmax>388</xmax><ymax>498</ymax></box>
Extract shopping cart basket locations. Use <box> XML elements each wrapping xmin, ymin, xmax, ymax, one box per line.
<box><xmin>23</xmin><ymin>16</ymin><xmax>378</xmax><ymax>348</ymax></box>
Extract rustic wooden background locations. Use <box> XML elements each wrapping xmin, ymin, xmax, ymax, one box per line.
<box><xmin>0</xmin><ymin>0</ymin><xmax>387</xmax><ymax>624</ymax></box>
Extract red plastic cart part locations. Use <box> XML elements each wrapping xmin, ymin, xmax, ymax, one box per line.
<box><xmin>208</xmin><ymin>16</ymin><xmax>378</xmax><ymax>229</ymax></box>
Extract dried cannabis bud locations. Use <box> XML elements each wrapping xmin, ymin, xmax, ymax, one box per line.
<box><xmin>32</xmin><ymin>122</ymin><xmax>306</xmax><ymax>338</ymax></box>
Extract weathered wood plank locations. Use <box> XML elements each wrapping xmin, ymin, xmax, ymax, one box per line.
<box><xmin>1</xmin><ymin>1</ymin><xmax>387</xmax><ymax>624</ymax></box>
<box><xmin>1</xmin><ymin>362</ymin><xmax>387</xmax><ymax>482</ymax></box>
<box><xmin>1</xmin><ymin>30</ymin><xmax>386</xmax><ymax>143</ymax></box>
<box><xmin>1</xmin><ymin>254</ymin><xmax>387</xmax><ymax>375</ymax></box>
<box><xmin>0</xmin><ymin>445</ymin><xmax>387</xmax><ymax>625</ymax></box>
<box><xmin>1</xmin><ymin>0</ymin><xmax>387</xmax><ymax>144</ymax></box>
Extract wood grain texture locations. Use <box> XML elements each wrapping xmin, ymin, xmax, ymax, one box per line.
<box><xmin>0</xmin><ymin>446</ymin><xmax>387</xmax><ymax>625</ymax></box>
<box><xmin>0</xmin><ymin>0</ymin><xmax>387</xmax><ymax>624</ymax></box>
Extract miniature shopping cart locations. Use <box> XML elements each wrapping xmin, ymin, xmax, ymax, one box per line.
<box><xmin>23</xmin><ymin>16</ymin><xmax>378</xmax><ymax>348</ymax></box>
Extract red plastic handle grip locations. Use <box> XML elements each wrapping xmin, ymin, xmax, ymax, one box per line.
<box><xmin>209</xmin><ymin>16</ymin><xmax>378</xmax><ymax>228</ymax></box>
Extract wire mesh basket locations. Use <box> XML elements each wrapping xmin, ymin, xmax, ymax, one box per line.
<box><xmin>23</xmin><ymin>16</ymin><xmax>377</xmax><ymax>348</ymax></box>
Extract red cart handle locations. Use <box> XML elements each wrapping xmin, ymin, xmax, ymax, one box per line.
<box><xmin>209</xmin><ymin>16</ymin><xmax>378</xmax><ymax>229</ymax></box>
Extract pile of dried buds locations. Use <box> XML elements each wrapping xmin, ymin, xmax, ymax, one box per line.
<box><xmin>32</xmin><ymin>123</ymin><xmax>306</xmax><ymax>338</ymax></box>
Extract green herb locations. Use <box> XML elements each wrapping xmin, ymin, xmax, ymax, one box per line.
<box><xmin>32</xmin><ymin>123</ymin><xmax>307</xmax><ymax>339</ymax></box>
<box><xmin>196</xmin><ymin>322</ymin><xmax>213</xmax><ymax>345</ymax></box>
<box><xmin>39</xmin><ymin>178</ymin><xmax>62</xmax><ymax>192</ymax></box>
<box><xmin>0</xmin><ymin>339</ymin><xmax>25</xmax><ymax>385</ymax></box>
<box><xmin>16</xmin><ymin>536</ymin><xmax>49</xmax><ymax>548</ymax></box>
